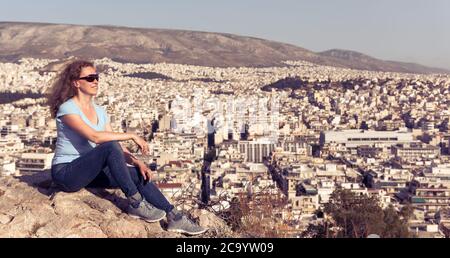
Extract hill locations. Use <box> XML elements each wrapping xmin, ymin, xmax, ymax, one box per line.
<box><xmin>0</xmin><ymin>22</ymin><xmax>447</xmax><ymax>74</ymax></box>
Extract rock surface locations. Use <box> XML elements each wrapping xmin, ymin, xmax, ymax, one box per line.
<box><xmin>0</xmin><ymin>172</ymin><xmax>234</xmax><ymax>238</ymax></box>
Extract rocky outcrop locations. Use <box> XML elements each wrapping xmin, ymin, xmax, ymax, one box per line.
<box><xmin>0</xmin><ymin>172</ymin><xmax>234</xmax><ymax>238</ymax></box>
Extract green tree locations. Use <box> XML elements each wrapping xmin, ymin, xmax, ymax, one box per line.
<box><xmin>324</xmin><ymin>189</ymin><xmax>385</xmax><ymax>238</ymax></box>
<box><xmin>400</xmin><ymin>204</ymin><xmax>414</xmax><ymax>220</ymax></box>
<box><xmin>300</xmin><ymin>221</ymin><xmax>331</xmax><ymax>238</ymax></box>
<box><xmin>382</xmin><ymin>205</ymin><xmax>410</xmax><ymax>238</ymax></box>
<box><xmin>316</xmin><ymin>189</ymin><xmax>411</xmax><ymax>238</ymax></box>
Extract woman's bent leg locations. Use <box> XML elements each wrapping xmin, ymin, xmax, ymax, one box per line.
<box><xmin>104</xmin><ymin>166</ymin><xmax>206</xmax><ymax>234</ymax></box>
<box><xmin>51</xmin><ymin>141</ymin><xmax>138</xmax><ymax>197</ymax></box>
<box><xmin>127</xmin><ymin>167</ymin><xmax>175</xmax><ymax>213</ymax></box>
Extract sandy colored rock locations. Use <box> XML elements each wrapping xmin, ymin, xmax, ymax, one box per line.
<box><xmin>0</xmin><ymin>214</ymin><xmax>13</xmax><ymax>225</ymax></box>
<box><xmin>0</xmin><ymin>172</ymin><xmax>231</xmax><ymax>238</ymax></box>
<box><xmin>192</xmin><ymin>209</ymin><xmax>236</xmax><ymax>237</ymax></box>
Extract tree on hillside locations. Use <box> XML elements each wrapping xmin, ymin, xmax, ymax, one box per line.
<box><xmin>302</xmin><ymin>189</ymin><xmax>411</xmax><ymax>238</ymax></box>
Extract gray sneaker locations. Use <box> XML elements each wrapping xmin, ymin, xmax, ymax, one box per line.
<box><xmin>167</xmin><ymin>214</ymin><xmax>208</xmax><ymax>236</ymax></box>
<box><xmin>127</xmin><ymin>200</ymin><xmax>166</xmax><ymax>223</ymax></box>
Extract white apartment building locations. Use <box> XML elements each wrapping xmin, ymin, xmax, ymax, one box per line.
<box><xmin>17</xmin><ymin>152</ymin><xmax>54</xmax><ymax>175</ymax></box>
<box><xmin>238</xmin><ymin>139</ymin><xmax>276</xmax><ymax>163</ymax></box>
<box><xmin>0</xmin><ymin>135</ymin><xmax>24</xmax><ymax>154</ymax></box>
<box><xmin>320</xmin><ymin>129</ymin><xmax>414</xmax><ymax>150</ymax></box>
<box><xmin>392</xmin><ymin>142</ymin><xmax>440</xmax><ymax>161</ymax></box>
<box><xmin>0</xmin><ymin>158</ymin><xmax>16</xmax><ymax>177</ymax></box>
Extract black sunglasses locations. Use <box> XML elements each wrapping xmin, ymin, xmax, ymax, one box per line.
<box><xmin>78</xmin><ymin>74</ymin><xmax>99</xmax><ymax>82</ymax></box>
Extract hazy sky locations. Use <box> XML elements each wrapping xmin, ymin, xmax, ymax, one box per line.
<box><xmin>1</xmin><ymin>0</ymin><xmax>449</xmax><ymax>69</ymax></box>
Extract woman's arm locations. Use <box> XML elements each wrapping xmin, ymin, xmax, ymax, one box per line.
<box><xmin>105</xmin><ymin>122</ymin><xmax>154</xmax><ymax>181</ymax></box>
<box><xmin>62</xmin><ymin>114</ymin><xmax>135</xmax><ymax>143</ymax></box>
<box><xmin>105</xmin><ymin>122</ymin><xmax>139</xmax><ymax>166</ymax></box>
<box><xmin>61</xmin><ymin>114</ymin><xmax>149</xmax><ymax>154</ymax></box>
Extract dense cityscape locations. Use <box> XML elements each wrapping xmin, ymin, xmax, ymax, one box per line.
<box><xmin>1</xmin><ymin>57</ymin><xmax>450</xmax><ymax>237</ymax></box>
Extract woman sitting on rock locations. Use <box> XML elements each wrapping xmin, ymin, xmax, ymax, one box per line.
<box><xmin>47</xmin><ymin>60</ymin><xmax>206</xmax><ymax>236</ymax></box>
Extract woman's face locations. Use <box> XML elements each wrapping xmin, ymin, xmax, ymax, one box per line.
<box><xmin>74</xmin><ymin>66</ymin><xmax>99</xmax><ymax>96</ymax></box>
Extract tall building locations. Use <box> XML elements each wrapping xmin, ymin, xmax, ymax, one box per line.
<box><xmin>159</xmin><ymin>114</ymin><xmax>172</xmax><ymax>131</ymax></box>
<box><xmin>238</xmin><ymin>139</ymin><xmax>276</xmax><ymax>163</ymax></box>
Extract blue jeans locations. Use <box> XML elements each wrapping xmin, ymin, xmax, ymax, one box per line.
<box><xmin>51</xmin><ymin>141</ymin><xmax>174</xmax><ymax>213</ymax></box>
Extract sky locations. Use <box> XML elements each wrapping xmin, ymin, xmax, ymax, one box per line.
<box><xmin>1</xmin><ymin>0</ymin><xmax>449</xmax><ymax>69</ymax></box>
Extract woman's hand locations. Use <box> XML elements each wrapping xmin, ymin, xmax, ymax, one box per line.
<box><xmin>135</xmin><ymin>160</ymin><xmax>154</xmax><ymax>182</ymax></box>
<box><xmin>131</xmin><ymin>134</ymin><xmax>149</xmax><ymax>155</ymax></box>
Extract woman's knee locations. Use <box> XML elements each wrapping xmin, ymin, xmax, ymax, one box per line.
<box><xmin>129</xmin><ymin>167</ymin><xmax>144</xmax><ymax>185</ymax></box>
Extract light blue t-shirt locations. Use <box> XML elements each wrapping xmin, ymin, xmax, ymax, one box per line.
<box><xmin>52</xmin><ymin>98</ymin><xmax>109</xmax><ymax>165</ymax></box>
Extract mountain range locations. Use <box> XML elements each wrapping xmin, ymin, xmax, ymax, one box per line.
<box><xmin>0</xmin><ymin>22</ymin><xmax>447</xmax><ymax>74</ymax></box>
